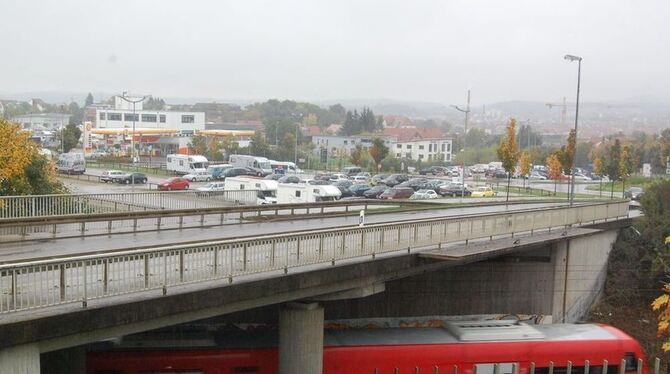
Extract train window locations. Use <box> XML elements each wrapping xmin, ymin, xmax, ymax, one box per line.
<box><xmin>232</xmin><ymin>366</ymin><xmax>260</xmax><ymax>373</ymax></box>
<box><xmin>535</xmin><ymin>366</ymin><xmax>617</xmax><ymax>374</ymax></box>
<box><xmin>475</xmin><ymin>363</ymin><xmax>517</xmax><ymax>374</ymax></box>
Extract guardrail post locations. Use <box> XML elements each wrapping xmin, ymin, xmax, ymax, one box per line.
<box><xmin>144</xmin><ymin>254</ymin><xmax>150</xmax><ymax>288</ymax></box>
<box><xmin>80</xmin><ymin>221</ymin><xmax>86</xmax><ymax>236</ymax></box>
<box><xmin>82</xmin><ymin>261</ymin><xmax>88</xmax><ymax>307</ymax></box>
<box><xmin>103</xmin><ymin>260</ymin><xmax>108</xmax><ymax>294</ymax></box>
<box><xmin>179</xmin><ymin>251</ymin><xmax>185</xmax><ymax>282</ymax></box>
<box><xmin>213</xmin><ymin>247</ymin><xmax>219</xmax><ymax>276</ymax></box>
<box><xmin>341</xmin><ymin>232</ymin><xmax>346</xmax><ymax>256</ymax></box>
<box><xmin>179</xmin><ymin>216</ymin><xmax>183</xmax><ymax>229</ymax></box>
<box><xmin>11</xmin><ymin>270</ymin><xmax>17</xmax><ymax>311</ymax></box>
<box><xmin>59</xmin><ymin>264</ymin><xmax>66</xmax><ymax>302</ymax></box>
<box><xmin>243</xmin><ymin>243</ymin><xmax>248</xmax><ymax>271</ymax></box>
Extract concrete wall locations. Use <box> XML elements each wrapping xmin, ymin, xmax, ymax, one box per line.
<box><xmin>552</xmin><ymin>230</ymin><xmax>619</xmax><ymax>322</ymax></box>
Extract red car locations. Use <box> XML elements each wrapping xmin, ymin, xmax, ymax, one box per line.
<box><xmin>157</xmin><ymin>177</ymin><xmax>190</xmax><ymax>191</ymax></box>
<box><xmin>379</xmin><ymin>187</ymin><xmax>414</xmax><ymax>200</ymax></box>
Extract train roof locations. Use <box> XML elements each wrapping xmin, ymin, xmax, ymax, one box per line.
<box><xmin>324</xmin><ymin>322</ymin><xmax>619</xmax><ymax>346</ymax></box>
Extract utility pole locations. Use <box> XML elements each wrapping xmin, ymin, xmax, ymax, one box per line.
<box><xmin>452</xmin><ymin>90</ymin><xmax>471</xmax><ymax>198</ymax></box>
<box><xmin>564</xmin><ymin>55</ymin><xmax>583</xmax><ymax>206</ymax></box>
<box><xmin>118</xmin><ymin>93</ymin><xmax>148</xmax><ymax>189</ymax></box>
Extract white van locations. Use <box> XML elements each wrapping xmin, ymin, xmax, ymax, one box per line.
<box><xmin>166</xmin><ymin>154</ymin><xmax>209</xmax><ymax>175</ymax></box>
<box><xmin>277</xmin><ymin>183</ymin><xmax>341</xmax><ymax>204</ymax></box>
<box><xmin>224</xmin><ymin>177</ymin><xmax>278</xmax><ymax>204</ymax></box>
<box><xmin>270</xmin><ymin>161</ymin><xmax>302</xmax><ymax>174</ymax></box>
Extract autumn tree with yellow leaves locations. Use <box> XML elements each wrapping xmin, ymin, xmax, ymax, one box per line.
<box><xmin>546</xmin><ymin>153</ymin><xmax>563</xmax><ymax>196</ymax></box>
<box><xmin>0</xmin><ymin>119</ymin><xmax>64</xmax><ymax>196</ymax></box>
<box><xmin>519</xmin><ymin>151</ymin><xmax>531</xmax><ymax>188</ymax></box>
<box><xmin>496</xmin><ymin>118</ymin><xmax>520</xmax><ymax>202</ymax></box>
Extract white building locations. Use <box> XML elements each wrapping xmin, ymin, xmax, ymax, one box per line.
<box><xmin>311</xmin><ymin>135</ymin><xmax>397</xmax><ymax>157</ymax></box>
<box><xmin>12</xmin><ymin>113</ymin><xmax>71</xmax><ymax>130</ymax></box>
<box><xmin>391</xmin><ymin>138</ymin><xmax>453</xmax><ymax>162</ymax></box>
<box><xmin>94</xmin><ymin>96</ymin><xmax>205</xmax><ymax>131</ymax></box>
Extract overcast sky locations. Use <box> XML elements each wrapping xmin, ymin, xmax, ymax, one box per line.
<box><xmin>2</xmin><ymin>0</ymin><xmax>669</xmax><ymax>105</ymax></box>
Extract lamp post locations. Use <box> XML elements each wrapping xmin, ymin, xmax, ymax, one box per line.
<box><xmin>451</xmin><ymin>89</ymin><xmax>471</xmax><ymax>198</ymax></box>
<box><xmin>117</xmin><ymin>93</ymin><xmax>148</xmax><ymax>164</ymax></box>
<box><xmin>564</xmin><ymin>54</ymin><xmax>582</xmax><ymax>206</ymax></box>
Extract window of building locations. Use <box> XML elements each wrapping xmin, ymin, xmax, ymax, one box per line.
<box><xmin>446</xmin><ymin>154</ymin><xmax>451</xmax><ymax>161</ymax></box>
<box><xmin>406</xmin><ymin>144</ymin><xmax>412</xmax><ymax>150</ymax></box>
<box><xmin>124</xmin><ymin>113</ymin><xmax>139</xmax><ymax>122</ymax></box>
<box><xmin>99</xmin><ymin>112</ymin><xmax>106</xmax><ymax>120</ymax></box>
<box><xmin>441</xmin><ymin>143</ymin><xmax>446</xmax><ymax>152</ymax></box>
<box><xmin>295</xmin><ymin>191</ymin><xmax>301</xmax><ymax>197</ymax></box>
<box><xmin>419</xmin><ymin>145</ymin><xmax>424</xmax><ymax>150</ymax></box>
<box><xmin>396</xmin><ymin>144</ymin><xmax>402</xmax><ymax>149</ymax></box>
<box><xmin>428</xmin><ymin>154</ymin><xmax>432</xmax><ymax>160</ymax></box>
<box><xmin>343</xmin><ymin>140</ymin><xmax>348</xmax><ymax>145</ymax></box>
<box><xmin>442</xmin><ymin>154</ymin><xmax>446</xmax><ymax>161</ymax></box>
<box><xmin>419</xmin><ymin>154</ymin><xmax>424</xmax><ymax>159</ymax></box>
<box><xmin>108</xmin><ymin>113</ymin><xmax>122</xmax><ymax>121</ymax></box>
<box><xmin>405</xmin><ymin>152</ymin><xmax>412</xmax><ymax>159</ymax></box>
<box><xmin>447</xmin><ymin>143</ymin><xmax>451</xmax><ymax>152</ymax></box>
<box><xmin>160</xmin><ymin>114</ymin><xmax>166</xmax><ymax>123</ymax></box>
<box><xmin>142</xmin><ymin>114</ymin><xmax>157</xmax><ymax>122</ymax></box>
<box><xmin>181</xmin><ymin>115</ymin><xmax>195</xmax><ymax>123</ymax></box>
<box><xmin>396</xmin><ymin>153</ymin><xmax>401</xmax><ymax>157</ymax></box>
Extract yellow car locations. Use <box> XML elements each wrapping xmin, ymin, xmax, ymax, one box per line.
<box><xmin>471</xmin><ymin>186</ymin><xmax>496</xmax><ymax>198</ymax></box>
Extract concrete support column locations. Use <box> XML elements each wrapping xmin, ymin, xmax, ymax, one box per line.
<box><xmin>279</xmin><ymin>302</ymin><xmax>324</xmax><ymax>374</ymax></box>
<box><xmin>0</xmin><ymin>344</ymin><xmax>40</xmax><ymax>373</ymax></box>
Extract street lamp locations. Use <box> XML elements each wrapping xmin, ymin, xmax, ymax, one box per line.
<box><xmin>451</xmin><ymin>89</ymin><xmax>471</xmax><ymax>198</ymax></box>
<box><xmin>564</xmin><ymin>54</ymin><xmax>582</xmax><ymax>206</ymax></box>
<box><xmin>117</xmin><ymin>93</ymin><xmax>148</xmax><ymax>164</ymax></box>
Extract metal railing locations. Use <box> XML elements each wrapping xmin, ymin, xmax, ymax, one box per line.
<box><xmin>0</xmin><ymin>201</ymin><xmax>628</xmax><ymax>314</ymax></box>
<box><xmin>0</xmin><ymin>199</ymin><xmax>401</xmax><ymax>241</ymax></box>
<box><xmin>0</xmin><ymin>190</ymin><xmax>259</xmax><ymax>219</ymax></box>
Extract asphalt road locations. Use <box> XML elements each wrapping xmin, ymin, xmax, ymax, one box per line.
<box><xmin>0</xmin><ymin>201</ymin><xmax>575</xmax><ymax>263</ymax></box>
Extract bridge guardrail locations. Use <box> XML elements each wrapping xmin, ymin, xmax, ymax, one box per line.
<box><xmin>0</xmin><ymin>201</ymin><xmax>629</xmax><ymax>314</ymax></box>
<box><xmin>0</xmin><ymin>190</ymin><xmax>258</xmax><ymax>219</ymax></box>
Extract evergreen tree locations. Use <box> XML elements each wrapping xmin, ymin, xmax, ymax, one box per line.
<box><xmin>85</xmin><ymin>93</ymin><xmax>94</xmax><ymax>107</ymax></box>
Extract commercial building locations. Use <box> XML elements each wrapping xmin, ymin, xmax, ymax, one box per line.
<box><xmin>311</xmin><ymin>135</ymin><xmax>397</xmax><ymax>157</ymax></box>
<box><xmin>392</xmin><ymin>138</ymin><xmax>453</xmax><ymax>162</ymax></box>
<box><xmin>94</xmin><ymin>96</ymin><xmax>205</xmax><ymax>131</ymax></box>
<box><xmin>11</xmin><ymin>113</ymin><xmax>71</xmax><ymax>131</ymax></box>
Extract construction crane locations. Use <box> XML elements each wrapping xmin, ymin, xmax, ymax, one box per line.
<box><xmin>545</xmin><ymin>97</ymin><xmax>568</xmax><ymax>127</ymax></box>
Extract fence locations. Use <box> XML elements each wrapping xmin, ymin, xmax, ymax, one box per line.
<box><xmin>0</xmin><ymin>201</ymin><xmax>628</xmax><ymax>314</ymax></box>
<box><xmin>0</xmin><ymin>190</ymin><xmax>258</xmax><ymax>219</ymax></box>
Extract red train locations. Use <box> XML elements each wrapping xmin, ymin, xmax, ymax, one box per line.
<box><xmin>87</xmin><ymin>321</ymin><xmax>644</xmax><ymax>374</ymax></box>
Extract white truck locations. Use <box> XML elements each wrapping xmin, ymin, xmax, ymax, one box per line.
<box><xmin>270</xmin><ymin>160</ymin><xmax>302</xmax><ymax>174</ymax></box>
<box><xmin>56</xmin><ymin>152</ymin><xmax>86</xmax><ymax>174</ymax></box>
<box><xmin>224</xmin><ymin>177</ymin><xmax>278</xmax><ymax>204</ymax></box>
<box><xmin>229</xmin><ymin>155</ymin><xmax>273</xmax><ymax>175</ymax></box>
<box><xmin>276</xmin><ymin>183</ymin><xmax>341</xmax><ymax>204</ymax></box>
<box><xmin>166</xmin><ymin>154</ymin><xmax>209</xmax><ymax>175</ymax></box>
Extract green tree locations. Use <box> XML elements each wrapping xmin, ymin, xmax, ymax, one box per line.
<box><xmin>58</xmin><ymin>123</ymin><xmax>82</xmax><ymax>153</ymax></box>
<box><xmin>496</xmin><ymin>118</ymin><xmax>520</xmax><ymax>201</ymax></box>
<box><xmin>190</xmin><ymin>135</ymin><xmax>208</xmax><ymax>155</ymax></box>
<box><xmin>85</xmin><ymin>93</ymin><xmax>94</xmax><ymax>107</ymax></box>
<box><xmin>593</xmin><ymin>157</ymin><xmax>604</xmax><ymax>197</ymax></box>
<box><xmin>619</xmin><ymin>145</ymin><xmax>632</xmax><ymax>195</ymax></box>
<box><xmin>517</xmin><ymin>124</ymin><xmax>543</xmax><ymax>149</ymax></box>
<box><xmin>558</xmin><ymin>129</ymin><xmax>576</xmax><ymax>175</ymax></box>
<box><xmin>369</xmin><ymin>138</ymin><xmax>389</xmax><ymax>171</ymax></box>
<box><xmin>607</xmin><ymin>139</ymin><xmax>622</xmax><ymax>198</ymax></box>
<box><xmin>249</xmin><ymin>132</ymin><xmax>271</xmax><ymax>157</ymax></box>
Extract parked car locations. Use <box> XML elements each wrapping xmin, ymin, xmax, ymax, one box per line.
<box><xmin>419</xmin><ymin>166</ymin><xmax>449</xmax><ymax>176</ymax></box>
<box><xmin>184</xmin><ymin>170</ymin><xmax>213</xmax><ymax>182</ymax></box>
<box><xmin>220</xmin><ymin>167</ymin><xmax>255</xmax><ymax>180</ymax></box>
<box><xmin>101</xmin><ymin>170</ymin><xmax>128</xmax><ymax>183</ymax></box>
<box><xmin>300</xmin><ymin>179</ymin><xmax>330</xmax><ymax>186</ymax></box>
<box><xmin>486</xmin><ymin>169</ymin><xmax>508</xmax><ymax>179</ymax></box>
<box><xmin>329</xmin><ymin>173</ymin><xmax>349</xmax><ymax>182</ymax></box>
<box><xmin>349</xmin><ymin>184</ymin><xmax>372</xmax><ymax>197</ymax></box>
<box><xmin>116</xmin><ymin>172</ymin><xmax>147</xmax><ymax>184</ymax></box>
<box><xmin>383</xmin><ymin>174</ymin><xmax>409</xmax><ymax>187</ymax></box>
<box><xmin>342</xmin><ymin>166</ymin><xmax>362</xmax><ymax>177</ymax></box>
<box><xmin>421</xmin><ymin>179</ymin><xmax>445</xmax><ymax>193</ymax></box>
<box><xmin>410</xmin><ymin>189</ymin><xmax>439</xmax><ymax>200</ymax></box>
<box><xmin>332</xmin><ymin>180</ymin><xmax>354</xmax><ymax>197</ymax></box>
<box><xmin>471</xmin><ymin>186</ymin><xmax>496</xmax><ymax>197</ymax></box>
<box><xmin>314</xmin><ymin>172</ymin><xmax>334</xmax><ymax>181</ymax></box>
<box><xmin>356</xmin><ymin>172</ymin><xmax>372</xmax><ymax>178</ymax></box>
<box><xmin>278</xmin><ymin>175</ymin><xmax>301</xmax><ymax>184</ymax></box>
<box><xmin>157</xmin><ymin>177</ymin><xmax>190</xmax><ymax>191</ymax></box>
<box><xmin>196</xmin><ymin>182</ymin><xmax>226</xmax><ymax>196</ymax></box>
<box><xmin>439</xmin><ymin>183</ymin><xmax>472</xmax><ymax>197</ymax></box>
<box><xmin>529</xmin><ymin>172</ymin><xmax>547</xmax><ymax>180</ymax></box>
<box><xmin>379</xmin><ymin>187</ymin><xmax>414</xmax><ymax>200</ymax></box>
<box><xmin>572</xmin><ymin>173</ymin><xmax>592</xmax><ymax>181</ymax></box>
<box><xmin>370</xmin><ymin>174</ymin><xmax>389</xmax><ymax>186</ymax></box>
<box><xmin>363</xmin><ymin>185</ymin><xmax>389</xmax><ymax>199</ymax></box>
<box><xmin>623</xmin><ymin>187</ymin><xmax>644</xmax><ymax>200</ymax></box>
<box><xmin>350</xmin><ymin>175</ymin><xmax>369</xmax><ymax>184</ymax></box>
<box><xmin>264</xmin><ymin>174</ymin><xmax>282</xmax><ymax>181</ymax></box>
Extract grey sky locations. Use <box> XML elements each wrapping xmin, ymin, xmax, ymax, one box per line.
<box><xmin>2</xmin><ymin>0</ymin><xmax>669</xmax><ymax>104</ymax></box>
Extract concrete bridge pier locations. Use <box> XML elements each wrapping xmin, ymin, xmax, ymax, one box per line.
<box><xmin>279</xmin><ymin>302</ymin><xmax>324</xmax><ymax>374</ymax></box>
<box><xmin>0</xmin><ymin>343</ymin><xmax>40</xmax><ymax>373</ymax></box>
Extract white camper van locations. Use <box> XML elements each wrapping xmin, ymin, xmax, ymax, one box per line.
<box><xmin>276</xmin><ymin>183</ymin><xmax>341</xmax><ymax>204</ymax></box>
<box><xmin>229</xmin><ymin>155</ymin><xmax>273</xmax><ymax>175</ymax></box>
<box><xmin>56</xmin><ymin>152</ymin><xmax>86</xmax><ymax>174</ymax></box>
<box><xmin>166</xmin><ymin>154</ymin><xmax>209</xmax><ymax>175</ymax></box>
<box><xmin>223</xmin><ymin>177</ymin><xmax>278</xmax><ymax>204</ymax></box>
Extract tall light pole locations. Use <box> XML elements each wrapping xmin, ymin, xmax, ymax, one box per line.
<box><xmin>564</xmin><ymin>54</ymin><xmax>582</xmax><ymax>206</ymax></box>
<box><xmin>118</xmin><ymin>93</ymin><xmax>148</xmax><ymax>163</ymax></box>
<box><xmin>452</xmin><ymin>89</ymin><xmax>471</xmax><ymax>198</ymax></box>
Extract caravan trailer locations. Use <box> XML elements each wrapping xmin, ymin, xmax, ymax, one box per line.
<box><xmin>166</xmin><ymin>154</ymin><xmax>209</xmax><ymax>175</ymax></box>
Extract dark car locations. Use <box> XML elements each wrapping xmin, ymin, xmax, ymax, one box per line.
<box><xmin>363</xmin><ymin>185</ymin><xmax>388</xmax><ymax>199</ymax></box>
<box><xmin>419</xmin><ymin>166</ymin><xmax>449</xmax><ymax>176</ymax></box>
<box><xmin>332</xmin><ymin>180</ymin><xmax>354</xmax><ymax>197</ymax></box>
<box><xmin>383</xmin><ymin>174</ymin><xmax>409</xmax><ymax>187</ymax></box>
<box><xmin>264</xmin><ymin>174</ymin><xmax>282</xmax><ymax>181</ymax></box>
<box><xmin>370</xmin><ymin>174</ymin><xmax>389</xmax><ymax>185</ymax></box>
<box><xmin>421</xmin><ymin>179</ymin><xmax>444</xmax><ymax>193</ymax></box>
<box><xmin>405</xmin><ymin>177</ymin><xmax>429</xmax><ymax>191</ymax></box>
<box><xmin>341</xmin><ymin>166</ymin><xmax>362</xmax><ymax>177</ymax></box>
<box><xmin>116</xmin><ymin>172</ymin><xmax>147</xmax><ymax>184</ymax></box>
<box><xmin>379</xmin><ymin>187</ymin><xmax>414</xmax><ymax>200</ymax></box>
<box><xmin>157</xmin><ymin>177</ymin><xmax>189</xmax><ymax>191</ymax></box>
<box><xmin>221</xmin><ymin>167</ymin><xmax>255</xmax><ymax>180</ymax></box>
<box><xmin>314</xmin><ymin>172</ymin><xmax>333</xmax><ymax>181</ymax></box>
<box><xmin>438</xmin><ymin>183</ymin><xmax>472</xmax><ymax>197</ymax></box>
<box><xmin>278</xmin><ymin>175</ymin><xmax>301</xmax><ymax>184</ymax></box>
<box><xmin>349</xmin><ymin>183</ymin><xmax>372</xmax><ymax>197</ymax></box>
<box><xmin>486</xmin><ymin>168</ymin><xmax>508</xmax><ymax>179</ymax></box>
<box><xmin>623</xmin><ymin>187</ymin><xmax>644</xmax><ymax>200</ymax></box>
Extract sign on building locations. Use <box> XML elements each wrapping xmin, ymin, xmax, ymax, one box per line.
<box><xmin>83</xmin><ymin>121</ymin><xmax>93</xmax><ymax>156</ymax></box>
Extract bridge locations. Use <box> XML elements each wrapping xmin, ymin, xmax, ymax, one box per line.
<box><xmin>0</xmin><ymin>192</ymin><xmax>631</xmax><ymax>373</ymax></box>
